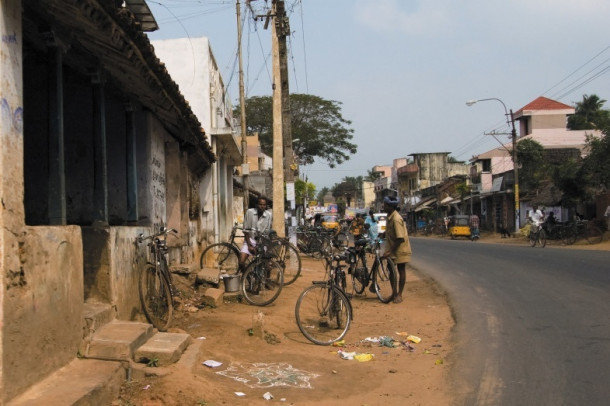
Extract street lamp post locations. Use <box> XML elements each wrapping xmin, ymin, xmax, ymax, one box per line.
<box><xmin>466</xmin><ymin>98</ymin><xmax>520</xmax><ymax>233</ymax></box>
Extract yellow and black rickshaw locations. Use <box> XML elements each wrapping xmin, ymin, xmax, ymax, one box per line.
<box><xmin>448</xmin><ymin>215</ymin><xmax>471</xmax><ymax>239</ymax></box>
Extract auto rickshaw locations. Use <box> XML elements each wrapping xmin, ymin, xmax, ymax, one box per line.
<box><xmin>448</xmin><ymin>215</ymin><xmax>471</xmax><ymax>239</ymax></box>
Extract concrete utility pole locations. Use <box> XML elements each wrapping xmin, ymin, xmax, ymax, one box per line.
<box><xmin>270</xmin><ymin>0</ymin><xmax>293</xmax><ymax>237</ymax></box>
<box><xmin>236</xmin><ymin>0</ymin><xmax>249</xmax><ymax>214</ymax></box>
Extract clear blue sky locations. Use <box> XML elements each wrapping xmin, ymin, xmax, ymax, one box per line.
<box><xmin>146</xmin><ymin>0</ymin><xmax>610</xmax><ymax>190</ymax></box>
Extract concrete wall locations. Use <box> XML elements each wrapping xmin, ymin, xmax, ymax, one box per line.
<box><xmin>3</xmin><ymin>227</ymin><xmax>84</xmax><ymax>403</ymax></box>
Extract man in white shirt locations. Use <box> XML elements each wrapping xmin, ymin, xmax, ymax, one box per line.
<box><xmin>530</xmin><ymin>205</ymin><xmax>545</xmax><ymax>227</ymax></box>
<box><xmin>240</xmin><ymin>196</ymin><xmax>273</xmax><ymax>270</ymax></box>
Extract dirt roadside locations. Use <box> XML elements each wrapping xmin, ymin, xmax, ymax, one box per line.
<box><xmin>116</xmin><ymin>232</ymin><xmax>608</xmax><ymax>406</ymax></box>
<box><xmin>116</xmin><ymin>255</ymin><xmax>455</xmax><ymax>406</ymax></box>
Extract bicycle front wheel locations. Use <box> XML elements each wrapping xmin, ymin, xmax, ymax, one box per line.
<box><xmin>138</xmin><ymin>265</ymin><xmax>173</xmax><ymax>331</ymax></box>
<box><xmin>586</xmin><ymin>226</ymin><xmax>603</xmax><ymax>244</ymax></box>
<box><xmin>295</xmin><ymin>284</ymin><xmax>352</xmax><ymax>345</ymax></box>
<box><xmin>374</xmin><ymin>257</ymin><xmax>397</xmax><ymax>303</ymax></box>
<box><xmin>199</xmin><ymin>243</ymin><xmax>240</xmax><ymax>275</ymax></box>
<box><xmin>276</xmin><ymin>241</ymin><xmax>302</xmax><ymax>285</ymax></box>
<box><xmin>241</xmin><ymin>259</ymin><xmax>284</xmax><ymax>306</ymax></box>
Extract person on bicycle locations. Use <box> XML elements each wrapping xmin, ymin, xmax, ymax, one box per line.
<box><xmin>529</xmin><ymin>205</ymin><xmax>545</xmax><ymax>228</ymax></box>
<box><xmin>381</xmin><ymin>196</ymin><xmax>411</xmax><ymax>304</ymax></box>
<box><xmin>239</xmin><ymin>196</ymin><xmax>273</xmax><ymax>271</ymax></box>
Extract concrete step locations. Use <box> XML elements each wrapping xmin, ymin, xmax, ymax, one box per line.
<box><xmin>83</xmin><ymin>320</ymin><xmax>154</xmax><ymax>361</ymax></box>
<box><xmin>7</xmin><ymin>358</ymin><xmax>124</xmax><ymax>406</ymax></box>
<box><xmin>134</xmin><ymin>332</ymin><xmax>192</xmax><ymax>366</ymax></box>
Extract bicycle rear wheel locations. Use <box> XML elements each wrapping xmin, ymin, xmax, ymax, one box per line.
<box><xmin>586</xmin><ymin>226</ymin><xmax>603</xmax><ymax>244</ymax></box>
<box><xmin>538</xmin><ymin>229</ymin><xmax>547</xmax><ymax>248</ymax></box>
<box><xmin>138</xmin><ymin>264</ymin><xmax>173</xmax><ymax>331</ymax></box>
<box><xmin>374</xmin><ymin>257</ymin><xmax>397</xmax><ymax>303</ymax></box>
<box><xmin>241</xmin><ymin>259</ymin><xmax>284</xmax><ymax>306</ymax></box>
<box><xmin>199</xmin><ymin>243</ymin><xmax>240</xmax><ymax>275</ymax></box>
<box><xmin>276</xmin><ymin>241</ymin><xmax>302</xmax><ymax>285</ymax></box>
<box><xmin>295</xmin><ymin>284</ymin><xmax>352</xmax><ymax>345</ymax></box>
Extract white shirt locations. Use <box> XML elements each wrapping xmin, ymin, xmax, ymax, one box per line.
<box><xmin>530</xmin><ymin>209</ymin><xmax>544</xmax><ymax>226</ymax></box>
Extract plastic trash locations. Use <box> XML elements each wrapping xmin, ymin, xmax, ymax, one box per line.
<box><xmin>235</xmin><ymin>392</ymin><xmax>246</xmax><ymax>397</ymax></box>
<box><xmin>354</xmin><ymin>353</ymin><xmax>374</xmax><ymax>362</ymax></box>
<box><xmin>406</xmin><ymin>335</ymin><xmax>421</xmax><ymax>344</ymax></box>
<box><xmin>263</xmin><ymin>392</ymin><xmax>274</xmax><ymax>400</ymax></box>
<box><xmin>202</xmin><ymin>360</ymin><xmax>223</xmax><ymax>368</ymax></box>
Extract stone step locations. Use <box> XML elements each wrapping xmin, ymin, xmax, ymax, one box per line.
<box><xmin>134</xmin><ymin>332</ymin><xmax>192</xmax><ymax>366</ymax></box>
<box><xmin>7</xmin><ymin>358</ymin><xmax>124</xmax><ymax>406</ymax></box>
<box><xmin>82</xmin><ymin>301</ymin><xmax>115</xmax><ymax>337</ymax></box>
<box><xmin>83</xmin><ymin>320</ymin><xmax>154</xmax><ymax>361</ymax></box>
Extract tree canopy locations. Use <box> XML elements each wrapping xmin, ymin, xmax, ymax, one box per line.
<box><xmin>234</xmin><ymin>94</ymin><xmax>357</xmax><ymax>168</ymax></box>
<box><xmin>567</xmin><ymin>94</ymin><xmax>610</xmax><ymax>130</ymax></box>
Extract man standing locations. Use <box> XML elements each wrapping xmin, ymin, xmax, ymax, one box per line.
<box><xmin>240</xmin><ymin>196</ymin><xmax>272</xmax><ymax>270</ymax></box>
<box><xmin>381</xmin><ymin>196</ymin><xmax>411</xmax><ymax>304</ymax></box>
<box><xmin>469</xmin><ymin>213</ymin><xmax>480</xmax><ymax>240</ymax></box>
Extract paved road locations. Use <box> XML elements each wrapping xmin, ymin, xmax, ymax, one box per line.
<box><xmin>410</xmin><ymin>237</ymin><xmax>610</xmax><ymax>406</ymax></box>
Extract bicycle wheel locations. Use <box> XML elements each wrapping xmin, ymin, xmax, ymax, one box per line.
<box><xmin>529</xmin><ymin>231</ymin><xmax>537</xmax><ymax>247</ymax></box>
<box><xmin>562</xmin><ymin>227</ymin><xmax>576</xmax><ymax>245</ymax></box>
<box><xmin>538</xmin><ymin>229</ymin><xmax>547</xmax><ymax>248</ymax></box>
<box><xmin>276</xmin><ymin>241</ymin><xmax>302</xmax><ymax>285</ymax></box>
<box><xmin>373</xmin><ymin>257</ymin><xmax>397</xmax><ymax>304</ymax></box>
<box><xmin>241</xmin><ymin>259</ymin><xmax>284</xmax><ymax>306</ymax></box>
<box><xmin>199</xmin><ymin>243</ymin><xmax>240</xmax><ymax>275</ymax></box>
<box><xmin>138</xmin><ymin>264</ymin><xmax>173</xmax><ymax>331</ymax></box>
<box><xmin>351</xmin><ymin>255</ymin><xmax>367</xmax><ymax>295</ymax></box>
<box><xmin>295</xmin><ymin>284</ymin><xmax>352</xmax><ymax>345</ymax></box>
<box><xmin>586</xmin><ymin>226</ymin><xmax>603</xmax><ymax>244</ymax></box>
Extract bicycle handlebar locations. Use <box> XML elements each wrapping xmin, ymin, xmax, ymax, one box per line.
<box><xmin>136</xmin><ymin>227</ymin><xmax>178</xmax><ymax>244</ymax></box>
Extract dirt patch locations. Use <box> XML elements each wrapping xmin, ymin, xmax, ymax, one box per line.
<box><xmin>116</xmin><ymin>256</ymin><xmax>455</xmax><ymax>405</ymax></box>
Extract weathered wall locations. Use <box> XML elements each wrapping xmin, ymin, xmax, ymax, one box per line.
<box><xmin>1</xmin><ymin>0</ymin><xmax>24</xmax><ymax>401</ymax></box>
<box><xmin>3</xmin><ymin>227</ymin><xmax>83</xmax><ymax>403</ymax></box>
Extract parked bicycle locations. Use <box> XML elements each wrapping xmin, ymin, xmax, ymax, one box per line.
<box><xmin>561</xmin><ymin>219</ymin><xmax>604</xmax><ymax>245</ymax></box>
<box><xmin>528</xmin><ymin>222</ymin><xmax>547</xmax><ymax>248</ymax></box>
<box><xmin>240</xmin><ymin>230</ymin><xmax>285</xmax><ymax>306</ymax></box>
<box><xmin>295</xmin><ymin>250</ymin><xmax>353</xmax><ymax>345</ymax></box>
<box><xmin>348</xmin><ymin>235</ymin><xmax>397</xmax><ymax>303</ymax></box>
<box><xmin>199</xmin><ymin>224</ymin><xmax>243</xmax><ymax>275</ymax></box>
<box><xmin>200</xmin><ymin>225</ymin><xmax>301</xmax><ymax>285</ymax></box>
<box><xmin>296</xmin><ymin>226</ymin><xmax>332</xmax><ymax>259</ymax></box>
<box><xmin>136</xmin><ymin>227</ymin><xmax>178</xmax><ymax>331</ymax></box>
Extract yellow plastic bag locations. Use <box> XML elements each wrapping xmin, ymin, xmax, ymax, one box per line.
<box><xmin>354</xmin><ymin>353</ymin><xmax>374</xmax><ymax>362</ymax></box>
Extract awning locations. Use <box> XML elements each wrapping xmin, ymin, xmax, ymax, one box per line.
<box><xmin>413</xmin><ymin>198</ymin><xmax>436</xmax><ymax>212</ymax></box>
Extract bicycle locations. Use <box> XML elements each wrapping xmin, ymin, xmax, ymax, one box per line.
<box><xmin>561</xmin><ymin>219</ymin><xmax>603</xmax><ymax>245</ymax></box>
<box><xmin>348</xmin><ymin>235</ymin><xmax>397</xmax><ymax>303</ymax></box>
<box><xmin>528</xmin><ymin>222</ymin><xmax>547</xmax><ymax>248</ymax></box>
<box><xmin>199</xmin><ymin>224</ymin><xmax>243</xmax><ymax>275</ymax></box>
<box><xmin>295</xmin><ymin>250</ymin><xmax>353</xmax><ymax>345</ymax></box>
<box><xmin>269</xmin><ymin>234</ymin><xmax>302</xmax><ymax>285</ymax></box>
<box><xmin>136</xmin><ymin>227</ymin><xmax>178</xmax><ymax>331</ymax></box>
<box><xmin>240</xmin><ymin>230</ymin><xmax>285</xmax><ymax>306</ymax></box>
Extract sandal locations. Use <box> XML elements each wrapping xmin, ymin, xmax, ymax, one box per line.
<box><xmin>393</xmin><ymin>295</ymin><xmax>403</xmax><ymax>304</ymax></box>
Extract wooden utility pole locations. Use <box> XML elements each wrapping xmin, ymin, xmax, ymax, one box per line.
<box><xmin>237</xmin><ymin>0</ymin><xmax>249</xmax><ymax>214</ymax></box>
<box><xmin>270</xmin><ymin>0</ymin><xmax>293</xmax><ymax>237</ymax></box>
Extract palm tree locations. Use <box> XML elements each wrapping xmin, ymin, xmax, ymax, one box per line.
<box><xmin>567</xmin><ymin>94</ymin><xmax>609</xmax><ymax>130</ymax></box>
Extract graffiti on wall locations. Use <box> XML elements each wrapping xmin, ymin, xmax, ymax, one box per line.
<box><xmin>1</xmin><ymin>97</ymin><xmax>23</xmax><ymax>133</ymax></box>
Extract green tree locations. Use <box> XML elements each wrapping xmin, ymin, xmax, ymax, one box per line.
<box><xmin>567</xmin><ymin>94</ymin><xmax>610</xmax><ymax>130</ymax></box>
<box><xmin>331</xmin><ymin>176</ymin><xmax>363</xmax><ymax>207</ymax></box>
<box><xmin>516</xmin><ymin>138</ymin><xmax>547</xmax><ymax>192</ymax></box>
<box><xmin>364</xmin><ymin>168</ymin><xmax>382</xmax><ymax>182</ymax></box>
<box><xmin>234</xmin><ymin>94</ymin><xmax>357</xmax><ymax>168</ymax></box>
<box><xmin>295</xmin><ymin>178</ymin><xmax>316</xmax><ymax>205</ymax></box>
<box><xmin>581</xmin><ymin>126</ymin><xmax>610</xmax><ymax>190</ymax></box>
<box><xmin>316</xmin><ymin>187</ymin><xmax>329</xmax><ymax>205</ymax></box>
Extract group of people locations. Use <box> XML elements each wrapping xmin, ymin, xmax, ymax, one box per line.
<box><xmin>239</xmin><ymin>195</ymin><xmax>412</xmax><ymax>304</ymax></box>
